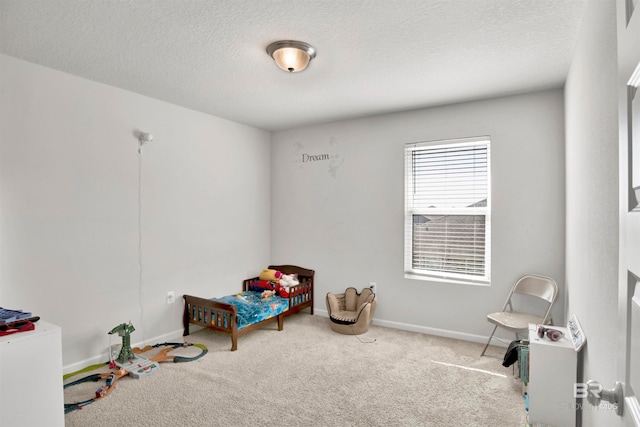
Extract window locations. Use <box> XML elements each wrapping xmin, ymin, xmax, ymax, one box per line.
<box><xmin>404</xmin><ymin>136</ymin><xmax>491</xmax><ymax>284</ymax></box>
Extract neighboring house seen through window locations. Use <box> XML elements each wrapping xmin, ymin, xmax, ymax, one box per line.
<box><xmin>404</xmin><ymin>136</ymin><xmax>491</xmax><ymax>284</ymax></box>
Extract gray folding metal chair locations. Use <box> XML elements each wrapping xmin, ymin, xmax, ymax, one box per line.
<box><xmin>480</xmin><ymin>274</ymin><xmax>558</xmax><ymax>357</ymax></box>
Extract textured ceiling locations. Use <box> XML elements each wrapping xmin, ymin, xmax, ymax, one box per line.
<box><xmin>0</xmin><ymin>0</ymin><xmax>587</xmax><ymax>131</ymax></box>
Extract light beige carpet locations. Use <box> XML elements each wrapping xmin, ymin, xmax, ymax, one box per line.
<box><xmin>64</xmin><ymin>313</ymin><xmax>528</xmax><ymax>426</ymax></box>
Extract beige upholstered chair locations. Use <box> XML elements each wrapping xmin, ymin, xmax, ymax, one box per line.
<box><xmin>326</xmin><ymin>287</ymin><xmax>377</xmax><ymax>335</ymax></box>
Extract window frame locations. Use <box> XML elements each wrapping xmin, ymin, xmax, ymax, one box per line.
<box><xmin>404</xmin><ymin>136</ymin><xmax>491</xmax><ymax>285</ymax></box>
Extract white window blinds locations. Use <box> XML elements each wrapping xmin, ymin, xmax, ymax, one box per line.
<box><xmin>404</xmin><ymin>137</ymin><xmax>491</xmax><ymax>283</ymax></box>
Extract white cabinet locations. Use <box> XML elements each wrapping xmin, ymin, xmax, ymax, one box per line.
<box><xmin>0</xmin><ymin>321</ymin><xmax>64</xmax><ymax>427</ymax></box>
<box><xmin>528</xmin><ymin>325</ymin><xmax>577</xmax><ymax>427</ymax></box>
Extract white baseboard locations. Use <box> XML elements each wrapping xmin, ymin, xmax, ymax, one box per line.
<box><xmin>65</xmin><ymin>314</ymin><xmax>510</xmax><ymax>374</ymax></box>
<box><xmin>314</xmin><ymin>309</ymin><xmax>510</xmax><ymax>349</ymax></box>
<box><xmin>63</xmin><ymin>328</ymin><xmax>184</xmax><ymax>375</ymax></box>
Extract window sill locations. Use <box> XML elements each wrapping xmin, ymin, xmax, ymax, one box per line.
<box><xmin>404</xmin><ymin>272</ymin><xmax>490</xmax><ymax>286</ymax></box>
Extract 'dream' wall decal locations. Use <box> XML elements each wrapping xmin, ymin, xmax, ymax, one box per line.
<box><xmin>291</xmin><ymin>136</ymin><xmax>344</xmax><ymax>178</ymax></box>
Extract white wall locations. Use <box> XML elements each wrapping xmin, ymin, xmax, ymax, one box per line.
<box><xmin>564</xmin><ymin>0</ymin><xmax>621</xmax><ymax>426</ymax></box>
<box><xmin>271</xmin><ymin>89</ymin><xmax>566</xmax><ymax>342</ymax></box>
<box><xmin>0</xmin><ymin>54</ymin><xmax>272</xmax><ymax>370</ymax></box>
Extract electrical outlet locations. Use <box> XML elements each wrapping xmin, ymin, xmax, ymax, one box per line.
<box><xmin>369</xmin><ymin>282</ymin><xmax>377</xmax><ymax>294</ymax></box>
<box><xmin>167</xmin><ymin>291</ymin><xmax>176</xmax><ymax>304</ymax></box>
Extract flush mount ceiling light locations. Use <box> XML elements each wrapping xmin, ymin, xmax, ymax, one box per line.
<box><xmin>266</xmin><ymin>40</ymin><xmax>316</xmax><ymax>73</ymax></box>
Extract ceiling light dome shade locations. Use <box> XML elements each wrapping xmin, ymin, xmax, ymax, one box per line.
<box><xmin>267</xmin><ymin>40</ymin><xmax>316</xmax><ymax>73</ymax></box>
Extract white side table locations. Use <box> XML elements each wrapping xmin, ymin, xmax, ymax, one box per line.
<box><xmin>0</xmin><ymin>321</ymin><xmax>64</xmax><ymax>427</ymax></box>
<box><xmin>528</xmin><ymin>324</ymin><xmax>577</xmax><ymax>427</ymax></box>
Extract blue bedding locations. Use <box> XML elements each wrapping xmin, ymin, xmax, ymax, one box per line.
<box><xmin>213</xmin><ymin>291</ymin><xmax>289</xmax><ymax>329</ymax></box>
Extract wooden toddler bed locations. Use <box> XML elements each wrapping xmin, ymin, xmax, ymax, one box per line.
<box><xmin>182</xmin><ymin>265</ymin><xmax>314</xmax><ymax>351</ymax></box>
